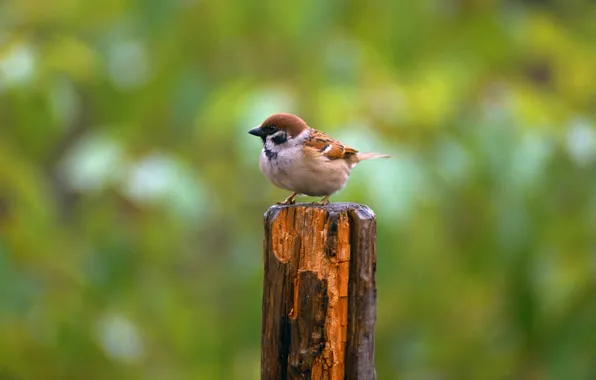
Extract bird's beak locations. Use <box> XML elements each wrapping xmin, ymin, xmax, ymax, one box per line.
<box><xmin>248</xmin><ymin>126</ymin><xmax>265</xmax><ymax>137</ymax></box>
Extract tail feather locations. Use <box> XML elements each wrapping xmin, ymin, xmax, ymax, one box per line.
<box><xmin>357</xmin><ymin>152</ymin><xmax>390</xmax><ymax>161</ymax></box>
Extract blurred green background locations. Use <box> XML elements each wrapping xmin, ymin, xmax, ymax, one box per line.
<box><xmin>1</xmin><ymin>0</ymin><xmax>596</xmax><ymax>378</ymax></box>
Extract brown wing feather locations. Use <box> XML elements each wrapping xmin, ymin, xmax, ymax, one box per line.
<box><xmin>304</xmin><ymin>129</ymin><xmax>358</xmax><ymax>160</ymax></box>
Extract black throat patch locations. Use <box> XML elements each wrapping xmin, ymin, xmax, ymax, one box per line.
<box><xmin>264</xmin><ymin>148</ymin><xmax>278</xmax><ymax>160</ymax></box>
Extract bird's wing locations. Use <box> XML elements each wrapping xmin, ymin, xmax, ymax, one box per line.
<box><xmin>304</xmin><ymin>129</ymin><xmax>358</xmax><ymax>160</ymax></box>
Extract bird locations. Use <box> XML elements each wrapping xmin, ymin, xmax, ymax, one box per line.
<box><xmin>248</xmin><ymin>113</ymin><xmax>389</xmax><ymax>206</ymax></box>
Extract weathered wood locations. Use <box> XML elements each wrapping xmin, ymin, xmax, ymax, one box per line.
<box><xmin>261</xmin><ymin>203</ymin><xmax>377</xmax><ymax>380</ymax></box>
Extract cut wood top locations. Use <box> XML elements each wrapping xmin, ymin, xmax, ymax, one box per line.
<box><xmin>265</xmin><ymin>202</ymin><xmax>376</xmax><ymax>220</ymax></box>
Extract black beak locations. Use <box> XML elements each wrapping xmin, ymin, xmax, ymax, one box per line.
<box><xmin>248</xmin><ymin>127</ymin><xmax>265</xmax><ymax>137</ymax></box>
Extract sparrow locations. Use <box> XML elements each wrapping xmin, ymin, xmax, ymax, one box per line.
<box><xmin>249</xmin><ymin>113</ymin><xmax>389</xmax><ymax>205</ymax></box>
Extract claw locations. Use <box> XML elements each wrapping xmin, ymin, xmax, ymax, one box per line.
<box><xmin>277</xmin><ymin>192</ymin><xmax>298</xmax><ymax>206</ymax></box>
<box><xmin>313</xmin><ymin>195</ymin><xmax>330</xmax><ymax>206</ymax></box>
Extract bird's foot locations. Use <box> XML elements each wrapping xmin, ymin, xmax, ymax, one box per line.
<box><xmin>276</xmin><ymin>193</ymin><xmax>298</xmax><ymax>206</ymax></box>
<box><xmin>313</xmin><ymin>196</ymin><xmax>330</xmax><ymax>206</ymax></box>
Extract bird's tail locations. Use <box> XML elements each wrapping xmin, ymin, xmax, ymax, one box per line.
<box><xmin>357</xmin><ymin>152</ymin><xmax>390</xmax><ymax>161</ymax></box>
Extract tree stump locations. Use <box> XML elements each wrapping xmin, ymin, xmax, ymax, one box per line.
<box><xmin>261</xmin><ymin>203</ymin><xmax>377</xmax><ymax>380</ymax></box>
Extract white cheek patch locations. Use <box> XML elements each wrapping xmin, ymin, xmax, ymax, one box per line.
<box><xmin>265</xmin><ymin>129</ymin><xmax>306</xmax><ymax>153</ymax></box>
<box><xmin>322</xmin><ymin>144</ymin><xmax>332</xmax><ymax>154</ymax></box>
<box><xmin>267</xmin><ymin>130</ymin><xmax>292</xmax><ymax>148</ymax></box>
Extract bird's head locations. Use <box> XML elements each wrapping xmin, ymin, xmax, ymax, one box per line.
<box><xmin>248</xmin><ymin>113</ymin><xmax>309</xmax><ymax>145</ymax></box>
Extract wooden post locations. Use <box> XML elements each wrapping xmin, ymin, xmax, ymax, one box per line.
<box><xmin>261</xmin><ymin>203</ymin><xmax>377</xmax><ymax>380</ymax></box>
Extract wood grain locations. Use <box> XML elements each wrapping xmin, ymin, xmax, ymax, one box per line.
<box><xmin>261</xmin><ymin>203</ymin><xmax>377</xmax><ymax>380</ymax></box>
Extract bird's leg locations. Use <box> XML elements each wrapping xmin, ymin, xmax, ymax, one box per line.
<box><xmin>313</xmin><ymin>195</ymin><xmax>330</xmax><ymax>206</ymax></box>
<box><xmin>277</xmin><ymin>192</ymin><xmax>298</xmax><ymax>205</ymax></box>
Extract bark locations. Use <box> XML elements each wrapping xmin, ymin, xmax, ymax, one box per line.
<box><xmin>261</xmin><ymin>203</ymin><xmax>376</xmax><ymax>380</ymax></box>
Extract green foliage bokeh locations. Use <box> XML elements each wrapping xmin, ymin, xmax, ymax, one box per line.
<box><xmin>1</xmin><ymin>0</ymin><xmax>596</xmax><ymax>378</ymax></box>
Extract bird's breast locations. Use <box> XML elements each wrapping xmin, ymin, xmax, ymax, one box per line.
<box><xmin>259</xmin><ymin>148</ymin><xmax>351</xmax><ymax>196</ymax></box>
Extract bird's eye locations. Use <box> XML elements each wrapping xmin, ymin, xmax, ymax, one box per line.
<box><xmin>263</xmin><ymin>125</ymin><xmax>277</xmax><ymax>134</ymax></box>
